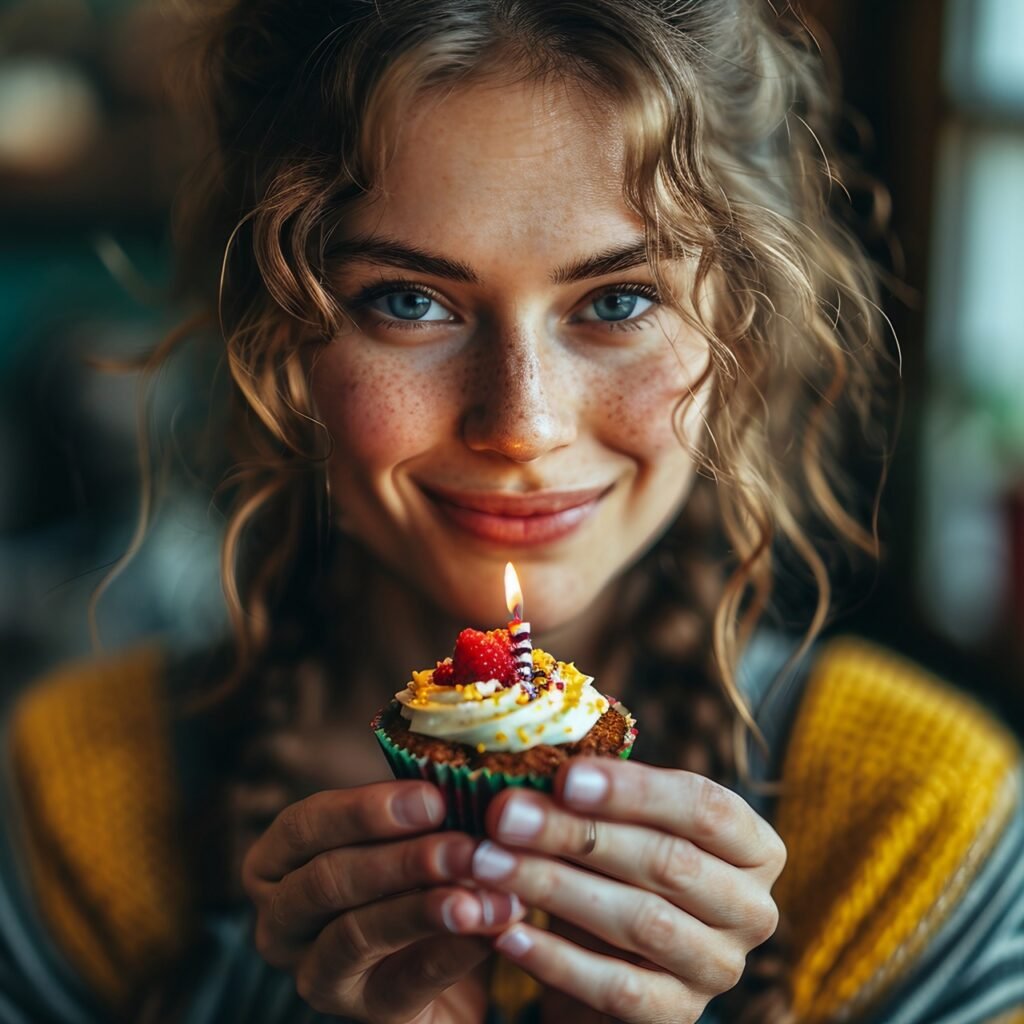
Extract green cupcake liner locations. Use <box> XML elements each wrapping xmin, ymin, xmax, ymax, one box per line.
<box><xmin>371</xmin><ymin>697</ymin><xmax>637</xmax><ymax>835</ymax></box>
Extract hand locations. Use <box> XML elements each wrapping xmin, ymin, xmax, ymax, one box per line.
<box><xmin>242</xmin><ymin>781</ymin><xmax>526</xmax><ymax>1024</ymax></box>
<box><xmin>469</xmin><ymin>760</ymin><xmax>787</xmax><ymax>1024</ymax></box>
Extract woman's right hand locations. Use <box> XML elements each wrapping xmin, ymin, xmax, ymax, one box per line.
<box><xmin>242</xmin><ymin>781</ymin><xmax>523</xmax><ymax>1024</ymax></box>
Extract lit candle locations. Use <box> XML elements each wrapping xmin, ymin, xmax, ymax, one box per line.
<box><xmin>504</xmin><ymin>562</ymin><xmax>535</xmax><ymax>690</ymax></box>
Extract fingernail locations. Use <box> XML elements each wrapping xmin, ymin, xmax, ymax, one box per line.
<box><xmin>495</xmin><ymin>926</ymin><xmax>534</xmax><ymax>958</ymax></box>
<box><xmin>479</xmin><ymin>891</ymin><xmax>522</xmax><ymax>927</ymax></box>
<box><xmin>564</xmin><ymin>764</ymin><xmax>608</xmax><ymax>806</ymax></box>
<box><xmin>393</xmin><ymin>787</ymin><xmax>442</xmax><ymax>828</ymax></box>
<box><xmin>473</xmin><ymin>840</ymin><xmax>517</xmax><ymax>881</ymax></box>
<box><xmin>441</xmin><ymin>894</ymin><xmax>480</xmax><ymax>933</ymax></box>
<box><xmin>497</xmin><ymin>797</ymin><xmax>544</xmax><ymax>841</ymax></box>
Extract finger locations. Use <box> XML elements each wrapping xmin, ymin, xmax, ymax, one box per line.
<box><xmin>554</xmin><ymin>759</ymin><xmax>787</xmax><ymax>873</ymax></box>
<box><xmin>363</xmin><ymin>935</ymin><xmax>493</xmax><ymax>1023</ymax></box>
<box><xmin>486</xmin><ymin>790</ymin><xmax>779</xmax><ymax>936</ymax></box>
<box><xmin>311</xmin><ymin>887</ymin><xmax>523</xmax><ymax>976</ymax></box>
<box><xmin>492</xmin><ymin>924</ymin><xmax>698</xmax><ymax>1024</ymax></box>
<box><xmin>295</xmin><ymin>888</ymin><xmax>523</xmax><ymax>1014</ymax></box>
<box><xmin>243</xmin><ymin>782</ymin><xmax>445</xmax><ymax>891</ymax></box>
<box><xmin>269</xmin><ymin>831</ymin><xmax>477</xmax><ymax>945</ymax></box>
<box><xmin>547</xmin><ymin>915</ymin><xmax>647</xmax><ymax>963</ymax></box>
<box><xmin>471</xmin><ymin>842</ymin><xmax>746</xmax><ymax>990</ymax></box>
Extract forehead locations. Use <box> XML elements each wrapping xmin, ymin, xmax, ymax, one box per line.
<box><xmin>348</xmin><ymin>76</ymin><xmax>643</xmax><ymax>260</ymax></box>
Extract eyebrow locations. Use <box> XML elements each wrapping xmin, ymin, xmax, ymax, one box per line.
<box><xmin>326</xmin><ymin>233</ymin><xmax>652</xmax><ymax>286</ymax></box>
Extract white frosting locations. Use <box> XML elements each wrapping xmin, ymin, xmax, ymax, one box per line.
<box><xmin>396</xmin><ymin>663</ymin><xmax>610</xmax><ymax>753</ymax></box>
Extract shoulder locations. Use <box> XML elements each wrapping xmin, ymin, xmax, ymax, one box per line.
<box><xmin>3</xmin><ymin>644</ymin><xmax>196</xmax><ymax>1016</ymax></box>
<box><xmin>774</xmin><ymin>636</ymin><xmax>1024</xmax><ymax>1023</ymax></box>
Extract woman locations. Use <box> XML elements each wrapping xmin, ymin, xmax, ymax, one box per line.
<box><xmin>2</xmin><ymin>1</ymin><xmax>1022</xmax><ymax>1022</ymax></box>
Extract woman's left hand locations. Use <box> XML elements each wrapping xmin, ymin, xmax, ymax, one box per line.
<box><xmin>473</xmin><ymin>758</ymin><xmax>787</xmax><ymax>1024</ymax></box>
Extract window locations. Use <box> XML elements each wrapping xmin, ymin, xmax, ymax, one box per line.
<box><xmin>920</xmin><ymin>0</ymin><xmax>1024</xmax><ymax>645</ymax></box>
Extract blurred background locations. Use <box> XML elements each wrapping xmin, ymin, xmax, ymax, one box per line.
<box><xmin>1</xmin><ymin>0</ymin><xmax>1022</xmax><ymax>731</ymax></box>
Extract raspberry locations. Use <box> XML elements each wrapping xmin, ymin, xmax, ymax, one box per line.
<box><xmin>432</xmin><ymin>660</ymin><xmax>454</xmax><ymax>686</ymax></box>
<box><xmin>447</xmin><ymin>628</ymin><xmax>518</xmax><ymax>687</ymax></box>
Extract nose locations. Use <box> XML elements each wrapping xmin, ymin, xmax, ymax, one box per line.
<box><xmin>462</xmin><ymin>323</ymin><xmax>577</xmax><ymax>462</ymax></box>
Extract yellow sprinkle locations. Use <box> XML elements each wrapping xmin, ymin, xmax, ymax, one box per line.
<box><xmin>564</xmin><ymin>726</ymin><xmax>573</xmax><ymax>734</ymax></box>
<box><xmin>517</xmin><ymin>727</ymin><xmax>530</xmax><ymax>745</ymax></box>
<box><xmin>495</xmin><ymin>731</ymin><xmax>508</xmax><ymax>743</ymax></box>
<box><xmin>531</xmin><ymin>648</ymin><xmax>556</xmax><ymax>674</ymax></box>
<box><xmin>535</xmin><ymin>724</ymin><xmax>545</xmax><ymax>735</ymax></box>
<box><xmin>456</xmin><ymin>683</ymin><xmax>464</xmax><ymax>691</ymax></box>
<box><xmin>516</xmin><ymin>693</ymin><xmax>529</xmax><ymax>705</ymax></box>
<box><xmin>476</xmin><ymin>742</ymin><xmax>487</xmax><ymax>754</ymax></box>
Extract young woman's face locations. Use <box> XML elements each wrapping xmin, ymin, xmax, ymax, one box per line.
<box><xmin>311</xmin><ymin>76</ymin><xmax>711</xmax><ymax>631</ymax></box>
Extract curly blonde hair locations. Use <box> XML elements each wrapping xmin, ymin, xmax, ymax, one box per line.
<box><xmin>99</xmin><ymin>1</ymin><xmax>895</xmax><ymax>1019</ymax></box>
<box><xmin>127</xmin><ymin>0</ymin><xmax>893</xmax><ymax>718</ymax></box>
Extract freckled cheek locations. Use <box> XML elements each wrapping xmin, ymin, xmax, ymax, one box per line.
<box><xmin>312</xmin><ymin>358</ymin><xmax>444</xmax><ymax>472</ymax></box>
<box><xmin>587</xmin><ymin>359</ymin><xmax>702</xmax><ymax>461</ymax></box>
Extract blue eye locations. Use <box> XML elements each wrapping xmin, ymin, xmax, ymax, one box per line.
<box><xmin>350</xmin><ymin>279</ymin><xmax>660</xmax><ymax>332</ymax></box>
<box><xmin>580</xmin><ymin>292</ymin><xmax>655</xmax><ymax>323</ymax></box>
<box><xmin>370</xmin><ymin>290</ymin><xmax>453</xmax><ymax>321</ymax></box>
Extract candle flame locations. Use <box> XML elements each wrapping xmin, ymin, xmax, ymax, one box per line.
<box><xmin>504</xmin><ymin>562</ymin><xmax>524</xmax><ymax>620</ymax></box>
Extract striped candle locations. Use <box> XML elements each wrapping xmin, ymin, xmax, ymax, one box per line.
<box><xmin>504</xmin><ymin>562</ymin><xmax>536</xmax><ymax>694</ymax></box>
<box><xmin>509</xmin><ymin>617</ymin><xmax>534</xmax><ymax>684</ymax></box>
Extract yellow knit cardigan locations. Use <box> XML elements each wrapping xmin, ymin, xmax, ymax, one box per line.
<box><xmin>6</xmin><ymin>638</ymin><xmax>1023</xmax><ymax>1023</ymax></box>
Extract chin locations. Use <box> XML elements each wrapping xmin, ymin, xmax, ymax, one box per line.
<box><xmin>514</xmin><ymin>586</ymin><xmax>598</xmax><ymax>636</ymax></box>
<box><xmin>427</xmin><ymin>557</ymin><xmax>608</xmax><ymax>636</ymax></box>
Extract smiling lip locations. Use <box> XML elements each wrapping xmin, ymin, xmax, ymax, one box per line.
<box><xmin>422</xmin><ymin>484</ymin><xmax>611</xmax><ymax>546</ymax></box>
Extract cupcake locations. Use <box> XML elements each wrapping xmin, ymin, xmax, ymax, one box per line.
<box><xmin>371</xmin><ymin>624</ymin><xmax>637</xmax><ymax>834</ymax></box>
